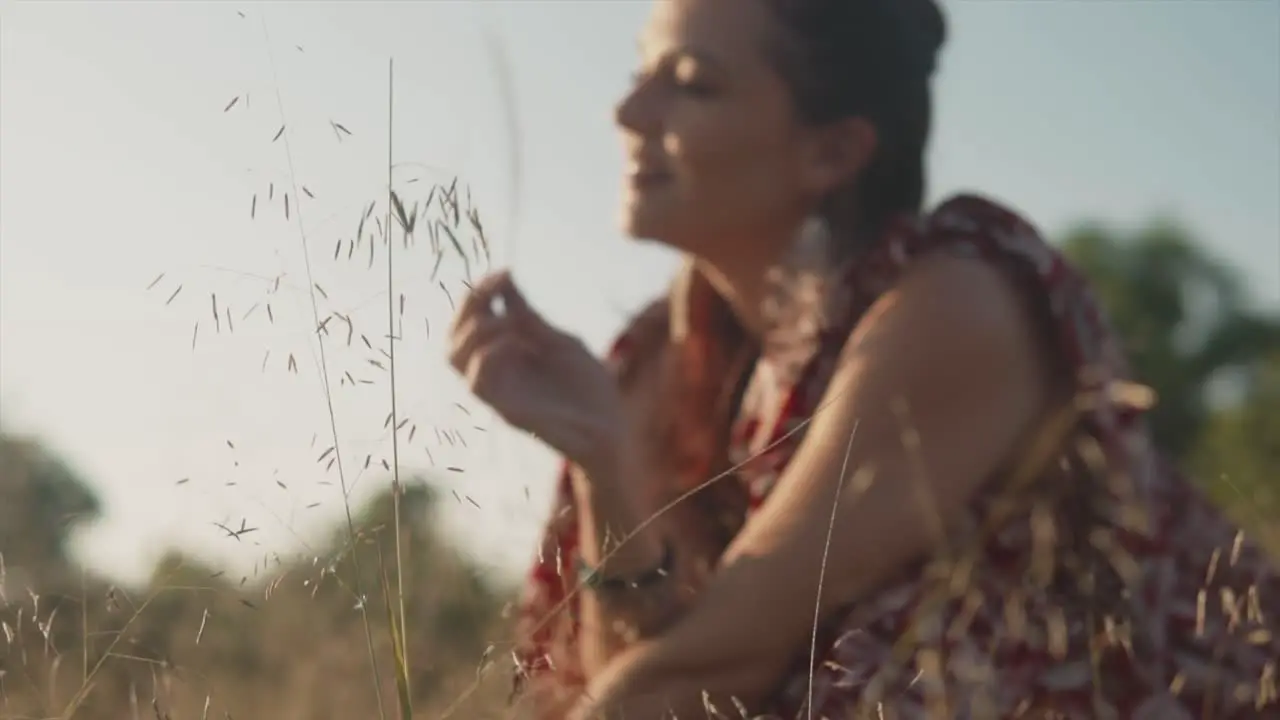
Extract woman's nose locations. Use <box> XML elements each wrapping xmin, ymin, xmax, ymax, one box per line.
<box><xmin>614</xmin><ymin>76</ymin><xmax>658</xmax><ymax>136</ymax></box>
<box><xmin>614</xmin><ymin>91</ymin><xmax>641</xmax><ymax>134</ymax></box>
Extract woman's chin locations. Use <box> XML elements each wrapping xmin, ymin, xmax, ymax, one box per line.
<box><xmin>619</xmin><ymin>206</ymin><xmax>666</xmax><ymax>242</ymax></box>
<box><xmin>620</xmin><ymin>195</ymin><xmax>687</xmax><ymax>242</ymax></box>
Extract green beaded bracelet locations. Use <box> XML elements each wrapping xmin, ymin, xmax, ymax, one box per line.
<box><xmin>576</xmin><ymin>542</ymin><xmax>674</xmax><ymax>593</ymax></box>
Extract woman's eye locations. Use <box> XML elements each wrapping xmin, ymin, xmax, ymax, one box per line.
<box><xmin>675</xmin><ymin>77</ymin><xmax>715</xmax><ymax>97</ymax></box>
<box><xmin>672</xmin><ymin>59</ymin><xmax>715</xmax><ymax>97</ymax></box>
<box><xmin>630</xmin><ymin>60</ymin><xmax>715</xmax><ymax>97</ymax></box>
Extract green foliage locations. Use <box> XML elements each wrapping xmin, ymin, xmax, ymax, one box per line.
<box><xmin>1061</xmin><ymin>219</ymin><xmax>1280</xmax><ymax>551</ymax></box>
<box><xmin>0</xmin><ymin>430</ymin><xmax>100</xmax><ymax>583</ymax></box>
<box><xmin>1061</xmin><ymin>220</ymin><xmax>1280</xmax><ymax>461</ymax></box>
<box><xmin>1192</xmin><ymin>353</ymin><xmax>1280</xmax><ymax>551</ymax></box>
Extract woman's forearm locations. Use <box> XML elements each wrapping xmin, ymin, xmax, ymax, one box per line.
<box><xmin>567</xmin><ymin>635</ymin><xmax>772</xmax><ymax>720</ymax></box>
<box><xmin>571</xmin><ymin>447</ymin><xmax>723</xmax><ymax>675</ymax></box>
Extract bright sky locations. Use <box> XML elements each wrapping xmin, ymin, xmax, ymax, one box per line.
<box><xmin>2</xmin><ymin>1</ymin><xmax>1277</xmax><ymax>588</ymax></box>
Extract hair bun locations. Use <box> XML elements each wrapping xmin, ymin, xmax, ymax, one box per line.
<box><xmin>902</xmin><ymin>0</ymin><xmax>947</xmax><ymax>77</ymax></box>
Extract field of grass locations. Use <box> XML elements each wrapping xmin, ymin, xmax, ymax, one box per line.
<box><xmin>2</xmin><ymin>18</ymin><xmax>1277</xmax><ymax>720</ymax></box>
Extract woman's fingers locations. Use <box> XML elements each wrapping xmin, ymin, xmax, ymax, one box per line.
<box><xmin>447</xmin><ymin>314</ymin><xmax>505</xmax><ymax>374</ymax></box>
<box><xmin>451</xmin><ymin>270</ymin><xmax>565</xmax><ymax>360</ymax></box>
<box><xmin>450</xmin><ymin>270</ymin><xmax>521</xmax><ymax>371</ymax></box>
<box><xmin>463</xmin><ymin>335</ymin><xmax>534</xmax><ymax>416</ymax></box>
<box><xmin>452</xmin><ymin>270</ymin><xmax>513</xmax><ymax>335</ymax></box>
<box><xmin>497</xmin><ymin>277</ymin><xmax>535</xmax><ymax>323</ymax></box>
<box><xmin>501</xmin><ymin>282</ymin><xmax>570</xmax><ymax>345</ymax></box>
<box><xmin>449</xmin><ymin>309</ymin><xmax>545</xmax><ymax>377</ymax></box>
<box><xmin>450</xmin><ymin>307</ymin><xmax>540</xmax><ymax>397</ymax></box>
<box><xmin>474</xmin><ymin>270</ymin><xmax>560</xmax><ymax>337</ymax></box>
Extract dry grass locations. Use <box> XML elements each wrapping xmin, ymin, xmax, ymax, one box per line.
<box><xmin>0</xmin><ymin>474</ymin><xmax>515</xmax><ymax>719</ymax></box>
<box><xmin>4</xmin><ymin>11</ymin><xmax>516</xmax><ymax>717</ymax></box>
<box><xmin>1</xmin><ymin>9</ymin><xmax>1277</xmax><ymax>720</ymax></box>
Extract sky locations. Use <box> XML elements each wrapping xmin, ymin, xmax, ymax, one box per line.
<box><xmin>1</xmin><ymin>0</ymin><xmax>1277</xmax><ymax>588</ymax></box>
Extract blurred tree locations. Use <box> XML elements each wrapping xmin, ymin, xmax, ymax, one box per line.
<box><xmin>1060</xmin><ymin>219</ymin><xmax>1280</xmax><ymax>461</ymax></box>
<box><xmin>0</xmin><ymin>425</ymin><xmax>515</xmax><ymax>719</ymax></box>
<box><xmin>0</xmin><ymin>426</ymin><xmax>101</xmax><ymax>587</ymax></box>
<box><xmin>1192</xmin><ymin>352</ymin><xmax>1280</xmax><ymax>550</ymax></box>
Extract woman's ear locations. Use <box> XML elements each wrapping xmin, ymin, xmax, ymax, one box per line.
<box><xmin>801</xmin><ymin>117</ymin><xmax>878</xmax><ymax>196</ymax></box>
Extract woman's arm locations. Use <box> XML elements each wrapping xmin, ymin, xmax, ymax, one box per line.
<box><xmin>569</xmin><ymin>351</ymin><xmax>729</xmax><ymax>676</ymax></box>
<box><xmin>569</xmin><ymin>254</ymin><xmax>1060</xmax><ymax>718</ymax></box>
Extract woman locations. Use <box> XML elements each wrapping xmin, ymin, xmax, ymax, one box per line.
<box><xmin>448</xmin><ymin>0</ymin><xmax>1278</xmax><ymax>716</ymax></box>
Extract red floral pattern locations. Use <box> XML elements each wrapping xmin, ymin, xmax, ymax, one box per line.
<box><xmin>512</xmin><ymin>195</ymin><xmax>1279</xmax><ymax>718</ymax></box>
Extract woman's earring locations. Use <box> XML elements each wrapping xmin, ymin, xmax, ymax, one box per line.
<box><xmin>759</xmin><ymin>213</ymin><xmax>836</xmax><ymax>382</ymax></box>
<box><xmin>794</xmin><ymin>213</ymin><xmax>834</xmax><ymax>264</ymax></box>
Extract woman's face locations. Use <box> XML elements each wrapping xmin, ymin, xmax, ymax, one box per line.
<box><xmin>615</xmin><ymin>0</ymin><xmax>857</xmax><ymax>262</ymax></box>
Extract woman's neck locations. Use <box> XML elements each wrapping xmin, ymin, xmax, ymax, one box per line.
<box><xmin>693</xmin><ymin>216</ymin><xmax>844</xmax><ymax>339</ymax></box>
<box><xmin>692</xmin><ymin>255</ymin><xmax>777</xmax><ymax>340</ymax></box>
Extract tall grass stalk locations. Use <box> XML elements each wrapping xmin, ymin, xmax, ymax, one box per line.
<box><xmin>2</xmin><ymin>9</ymin><xmax>511</xmax><ymax>719</ymax></box>
<box><xmin>381</xmin><ymin>56</ymin><xmax>416</xmax><ymax>719</ymax></box>
<box><xmin>258</xmin><ymin>14</ymin><xmax>389</xmax><ymax>720</ymax></box>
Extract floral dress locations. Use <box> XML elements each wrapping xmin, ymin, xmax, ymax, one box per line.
<box><xmin>512</xmin><ymin>194</ymin><xmax>1279</xmax><ymax>718</ymax></box>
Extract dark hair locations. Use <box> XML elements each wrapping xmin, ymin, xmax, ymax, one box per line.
<box><xmin>645</xmin><ymin>0</ymin><xmax>948</xmax><ymax>548</ymax></box>
<box><xmin>766</xmin><ymin>0</ymin><xmax>946</xmax><ymax>240</ymax></box>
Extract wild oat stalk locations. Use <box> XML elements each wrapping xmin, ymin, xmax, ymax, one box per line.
<box><xmin>58</xmin><ymin>564</ymin><xmax>187</xmax><ymax>720</ymax></box>
<box><xmin>380</xmin><ymin>56</ymin><xmax>415</xmax><ymax>719</ymax></box>
<box><xmin>259</xmin><ymin>15</ymin><xmax>389</xmax><ymax>720</ymax></box>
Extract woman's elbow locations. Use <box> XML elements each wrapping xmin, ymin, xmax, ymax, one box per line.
<box><xmin>680</xmin><ymin>636</ymin><xmax>797</xmax><ymax>710</ymax></box>
<box><xmin>684</xmin><ymin>654</ymin><xmax>790</xmax><ymax>719</ymax></box>
<box><xmin>613</xmin><ymin>633</ymin><xmax>789</xmax><ymax>713</ymax></box>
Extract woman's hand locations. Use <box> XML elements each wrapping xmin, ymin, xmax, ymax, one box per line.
<box><xmin>449</xmin><ymin>270</ymin><xmax>627</xmax><ymax>476</ymax></box>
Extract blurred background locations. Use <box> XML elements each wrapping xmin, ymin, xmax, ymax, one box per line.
<box><xmin>1</xmin><ymin>1</ymin><xmax>1277</xmax><ymax>717</ymax></box>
